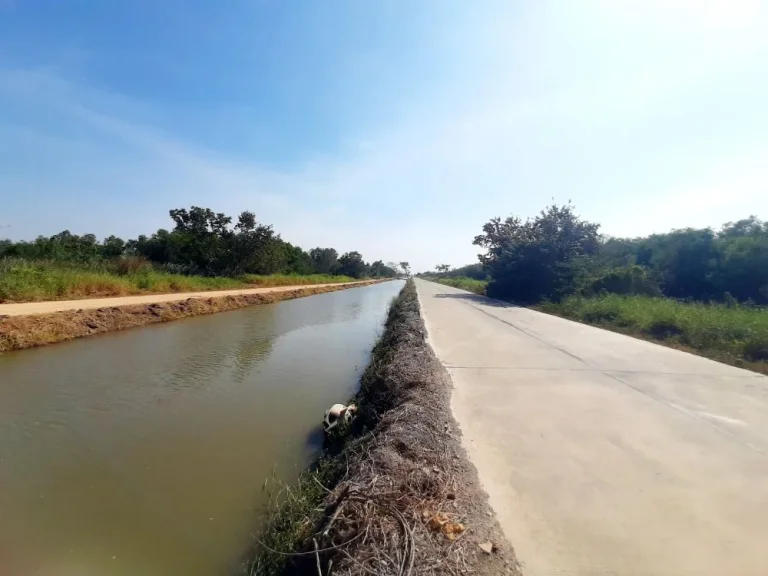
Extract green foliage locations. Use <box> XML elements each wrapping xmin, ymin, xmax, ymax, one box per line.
<box><xmin>0</xmin><ymin>206</ymin><xmax>401</xmax><ymax>301</ymax></box>
<box><xmin>369</xmin><ymin>260</ymin><xmax>398</xmax><ymax>278</ymax></box>
<box><xmin>447</xmin><ymin>263</ymin><xmax>487</xmax><ymax>280</ymax></box>
<box><xmin>0</xmin><ymin>259</ymin><xmax>357</xmax><ymax>303</ymax></box>
<box><xmin>432</xmin><ymin>276</ymin><xmax>487</xmax><ymax>295</ymax></box>
<box><xmin>583</xmin><ymin>265</ymin><xmax>661</xmax><ymax>297</ymax></box>
<box><xmin>539</xmin><ymin>294</ymin><xmax>768</xmax><ymax>370</ymax></box>
<box><xmin>249</xmin><ymin>457</ymin><xmax>345</xmax><ymax>576</ymax></box>
<box><xmin>337</xmin><ymin>251</ymin><xmax>369</xmax><ymax>278</ymax></box>
<box><xmin>242</xmin><ymin>273</ymin><xmax>356</xmax><ymax>287</ymax></box>
<box><xmin>0</xmin><ymin>259</ymin><xmax>248</xmax><ymax>302</ymax></box>
<box><xmin>471</xmin><ymin>205</ymin><xmax>768</xmax><ymax>306</ymax></box>
<box><xmin>474</xmin><ymin>202</ymin><xmax>600</xmax><ymax>303</ymax></box>
<box><xmin>308</xmin><ymin>247</ymin><xmax>338</xmax><ymax>274</ymax></box>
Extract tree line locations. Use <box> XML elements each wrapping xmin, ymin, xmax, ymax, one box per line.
<box><xmin>0</xmin><ymin>206</ymin><xmax>403</xmax><ymax>279</ymax></box>
<box><xmin>440</xmin><ymin>203</ymin><xmax>768</xmax><ymax>305</ymax></box>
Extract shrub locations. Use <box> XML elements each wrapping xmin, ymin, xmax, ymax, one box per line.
<box><xmin>585</xmin><ymin>265</ymin><xmax>661</xmax><ymax>297</ymax></box>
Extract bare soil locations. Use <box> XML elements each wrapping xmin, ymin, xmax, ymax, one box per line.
<box><xmin>0</xmin><ymin>282</ymin><xmax>379</xmax><ymax>353</ymax></box>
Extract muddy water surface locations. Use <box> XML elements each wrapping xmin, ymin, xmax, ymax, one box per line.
<box><xmin>0</xmin><ymin>281</ymin><xmax>403</xmax><ymax>576</ymax></box>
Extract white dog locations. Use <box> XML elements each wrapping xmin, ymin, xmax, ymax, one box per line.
<box><xmin>323</xmin><ymin>403</ymin><xmax>357</xmax><ymax>433</ymax></box>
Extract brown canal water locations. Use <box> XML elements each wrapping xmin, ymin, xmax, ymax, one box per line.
<box><xmin>0</xmin><ymin>280</ymin><xmax>403</xmax><ymax>576</ymax></box>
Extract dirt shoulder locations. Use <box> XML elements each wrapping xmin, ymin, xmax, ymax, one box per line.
<box><xmin>0</xmin><ymin>281</ymin><xmax>380</xmax><ymax>353</ymax></box>
<box><xmin>246</xmin><ymin>280</ymin><xmax>518</xmax><ymax>576</ymax></box>
<box><xmin>0</xmin><ymin>281</ymin><xmax>373</xmax><ymax>317</ymax></box>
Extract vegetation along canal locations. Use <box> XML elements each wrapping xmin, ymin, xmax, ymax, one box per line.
<box><xmin>0</xmin><ymin>280</ymin><xmax>403</xmax><ymax>576</ymax></box>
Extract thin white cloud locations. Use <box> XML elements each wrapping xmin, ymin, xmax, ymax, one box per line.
<box><xmin>2</xmin><ymin>1</ymin><xmax>768</xmax><ymax>271</ymax></box>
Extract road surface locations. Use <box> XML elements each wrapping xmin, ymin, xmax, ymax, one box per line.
<box><xmin>416</xmin><ymin>279</ymin><xmax>768</xmax><ymax>576</ymax></box>
<box><xmin>0</xmin><ymin>281</ymin><xmax>372</xmax><ymax>316</ymax></box>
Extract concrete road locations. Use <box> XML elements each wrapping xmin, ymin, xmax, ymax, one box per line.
<box><xmin>416</xmin><ymin>279</ymin><xmax>768</xmax><ymax>576</ymax></box>
<box><xmin>0</xmin><ymin>281</ymin><xmax>373</xmax><ymax>316</ymax></box>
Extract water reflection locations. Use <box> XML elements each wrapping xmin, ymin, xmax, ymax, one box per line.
<box><xmin>0</xmin><ymin>280</ymin><xmax>403</xmax><ymax>576</ymax></box>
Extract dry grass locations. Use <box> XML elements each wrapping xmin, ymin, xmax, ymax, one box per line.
<box><xmin>538</xmin><ymin>294</ymin><xmax>768</xmax><ymax>375</ymax></box>
<box><xmin>430</xmin><ymin>277</ymin><xmax>488</xmax><ymax>296</ymax></box>
<box><xmin>244</xmin><ymin>280</ymin><xmax>517</xmax><ymax>576</ymax></box>
<box><xmin>0</xmin><ymin>282</ymin><xmax>379</xmax><ymax>352</ymax></box>
<box><xmin>0</xmin><ymin>258</ymin><xmax>358</xmax><ymax>303</ymax></box>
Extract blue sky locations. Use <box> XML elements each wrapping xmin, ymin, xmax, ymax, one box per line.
<box><xmin>1</xmin><ymin>0</ymin><xmax>767</xmax><ymax>271</ymax></box>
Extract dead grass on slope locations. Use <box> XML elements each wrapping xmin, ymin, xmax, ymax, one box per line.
<box><xmin>245</xmin><ymin>280</ymin><xmax>519</xmax><ymax>576</ymax></box>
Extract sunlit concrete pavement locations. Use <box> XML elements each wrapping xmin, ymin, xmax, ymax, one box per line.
<box><xmin>416</xmin><ymin>278</ymin><xmax>768</xmax><ymax>576</ymax></box>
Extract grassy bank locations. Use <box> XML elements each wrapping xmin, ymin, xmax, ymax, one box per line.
<box><xmin>538</xmin><ymin>294</ymin><xmax>768</xmax><ymax>374</ymax></box>
<box><xmin>428</xmin><ymin>276</ymin><xmax>488</xmax><ymax>295</ymax></box>
<box><xmin>243</xmin><ymin>273</ymin><xmax>354</xmax><ymax>287</ymax></box>
<box><xmin>244</xmin><ymin>280</ymin><xmax>515</xmax><ymax>576</ymax></box>
<box><xmin>0</xmin><ymin>281</ymin><xmax>378</xmax><ymax>352</ymax></box>
<box><xmin>0</xmin><ymin>259</ymin><xmax>356</xmax><ymax>303</ymax></box>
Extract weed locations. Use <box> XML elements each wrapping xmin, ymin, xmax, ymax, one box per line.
<box><xmin>429</xmin><ymin>276</ymin><xmax>488</xmax><ymax>295</ymax></box>
<box><xmin>0</xmin><ymin>258</ymin><xmax>356</xmax><ymax>303</ymax></box>
<box><xmin>538</xmin><ymin>294</ymin><xmax>768</xmax><ymax>374</ymax></box>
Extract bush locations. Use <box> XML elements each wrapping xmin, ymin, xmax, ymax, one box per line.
<box><xmin>106</xmin><ymin>256</ymin><xmax>153</xmax><ymax>276</ymax></box>
<box><xmin>0</xmin><ymin>258</ymin><xmax>358</xmax><ymax>303</ymax></box>
<box><xmin>432</xmin><ymin>276</ymin><xmax>487</xmax><ymax>295</ymax></box>
<box><xmin>585</xmin><ymin>265</ymin><xmax>661</xmax><ymax>297</ymax></box>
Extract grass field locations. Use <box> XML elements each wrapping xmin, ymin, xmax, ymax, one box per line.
<box><xmin>0</xmin><ymin>259</ymin><xmax>357</xmax><ymax>303</ymax></box>
<box><xmin>431</xmin><ymin>276</ymin><xmax>488</xmax><ymax>295</ymax></box>
<box><xmin>538</xmin><ymin>294</ymin><xmax>768</xmax><ymax>373</ymax></box>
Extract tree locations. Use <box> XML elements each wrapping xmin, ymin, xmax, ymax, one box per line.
<box><xmin>338</xmin><ymin>251</ymin><xmax>369</xmax><ymax>278</ymax></box>
<box><xmin>474</xmin><ymin>202</ymin><xmax>600</xmax><ymax>302</ymax></box>
<box><xmin>280</xmin><ymin>242</ymin><xmax>314</xmax><ymax>275</ymax></box>
<box><xmin>447</xmin><ymin>263</ymin><xmax>486</xmax><ymax>280</ymax></box>
<box><xmin>101</xmin><ymin>235</ymin><xmax>126</xmax><ymax>258</ymax></box>
<box><xmin>399</xmin><ymin>261</ymin><xmax>411</xmax><ymax>277</ymax></box>
<box><xmin>435</xmin><ymin>264</ymin><xmax>451</xmax><ymax>275</ymax></box>
<box><xmin>168</xmin><ymin>206</ymin><xmax>233</xmax><ymax>275</ymax></box>
<box><xmin>635</xmin><ymin>228</ymin><xmax>718</xmax><ymax>300</ymax></box>
<box><xmin>310</xmin><ymin>248</ymin><xmax>339</xmax><ymax>274</ymax></box>
<box><xmin>369</xmin><ymin>261</ymin><xmax>398</xmax><ymax>278</ymax></box>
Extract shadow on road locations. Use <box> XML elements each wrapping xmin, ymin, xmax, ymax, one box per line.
<box><xmin>433</xmin><ymin>292</ymin><xmax>518</xmax><ymax>309</ymax></box>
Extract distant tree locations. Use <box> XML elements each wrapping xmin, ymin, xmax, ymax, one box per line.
<box><xmin>447</xmin><ymin>263</ymin><xmax>487</xmax><ymax>280</ymax></box>
<box><xmin>474</xmin><ymin>202</ymin><xmax>600</xmax><ymax>302</ymax></box>
<box><xmin>435</xmin><ymin>264</ymin><xmax>451</xmax><ymax>275</ymax></box>
<box><xmin>369</xmin><ymin>260</ymin><xmax>398</xmax><ymax>278</ymax></box>
<box><xmin>280</xmin><ymin>242</ymin><xmax>314</xmax><ymax>275</ymax></box>
<box><xmin>399</xmin><ymin>261</ymin><xmax>411</xmax><ymax>277</ymax></box>
<box><xmin>635</xmin><ymin>228</ymin><xmax>718</xmax><ymax>301</ymax></box>
<box><xmin>338</xmin><ymin>251</ymin><xmax>369</xmax><ymax>278</ymax></box>
<box><xmin>229</xmin><ymin>211</ymin><xmax>283</xmax><ymax>275</ymax></box>
<box><xmin>101</xmin><ymin>235</ymin><xmax>126</xmax><ymax>259</ymax></box>
<box><xmin>309</xmin><ymin>247</ymin><xmax>339</xmax><ymax>274</ymax></box>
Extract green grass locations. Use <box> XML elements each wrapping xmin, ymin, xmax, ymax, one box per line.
<box><xmin>0</xmin><ymin>259</ymin><xmax>358</xmax><ymax>303</ymax></box>
<box><xmin>248</xmin><ymin>456</ymin><xmax>345</xmax><ymax>576</ymax></box>
<box><xmin>538</xmin><ymin>294</ymin><xmax>768</xmax><ymax>373</ymax></box>
<box><xmin>243</xmin><ymin>273</ymin><xmax>356</xmax><ymax>287</ymax></box>
<box><xmin>432</xmin><ymin>276</ymin><xmax>488</xmax><ymax>295</ymax></box>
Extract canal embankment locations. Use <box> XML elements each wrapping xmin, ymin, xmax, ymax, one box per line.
<box><xmin>0</xmin><ymin>281</ymin><xmax>403</xmax><ymax>576</ymax></box>
<box><xmin>0</xmin><ymin>280</ymin><xmax>380</xmax><ymax>352</ymax></box>
<box><xmin>246</xmin><ymin>279</ymin><xmax>518</xmax><ymax>576</ymax></box>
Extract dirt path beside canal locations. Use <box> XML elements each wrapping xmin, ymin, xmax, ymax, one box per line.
<box><xmin>0</xmin><ymin>281</ymin><xmax>381</xmax><ymax>352</ymax></box>
<box><xmin>0</xmin><ymin>281</ymin><xmax>374</xmax><ymax>316</ymax></box>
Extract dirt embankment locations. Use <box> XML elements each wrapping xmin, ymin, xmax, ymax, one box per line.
<box><xmin>246</xmin><ymin>280</ymin><xmax>518</xmax><ymax>576</ymax></box>
<box><xmin>0</xmin><ymin>281</ymin><xmax>380</xmax><ymax>353</ymax></box>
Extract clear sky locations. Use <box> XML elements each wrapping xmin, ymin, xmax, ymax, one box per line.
<box><xmin>1</xmin><ymin>0</ymin><xmax>767</xmax><ymax>271</ymax></box>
